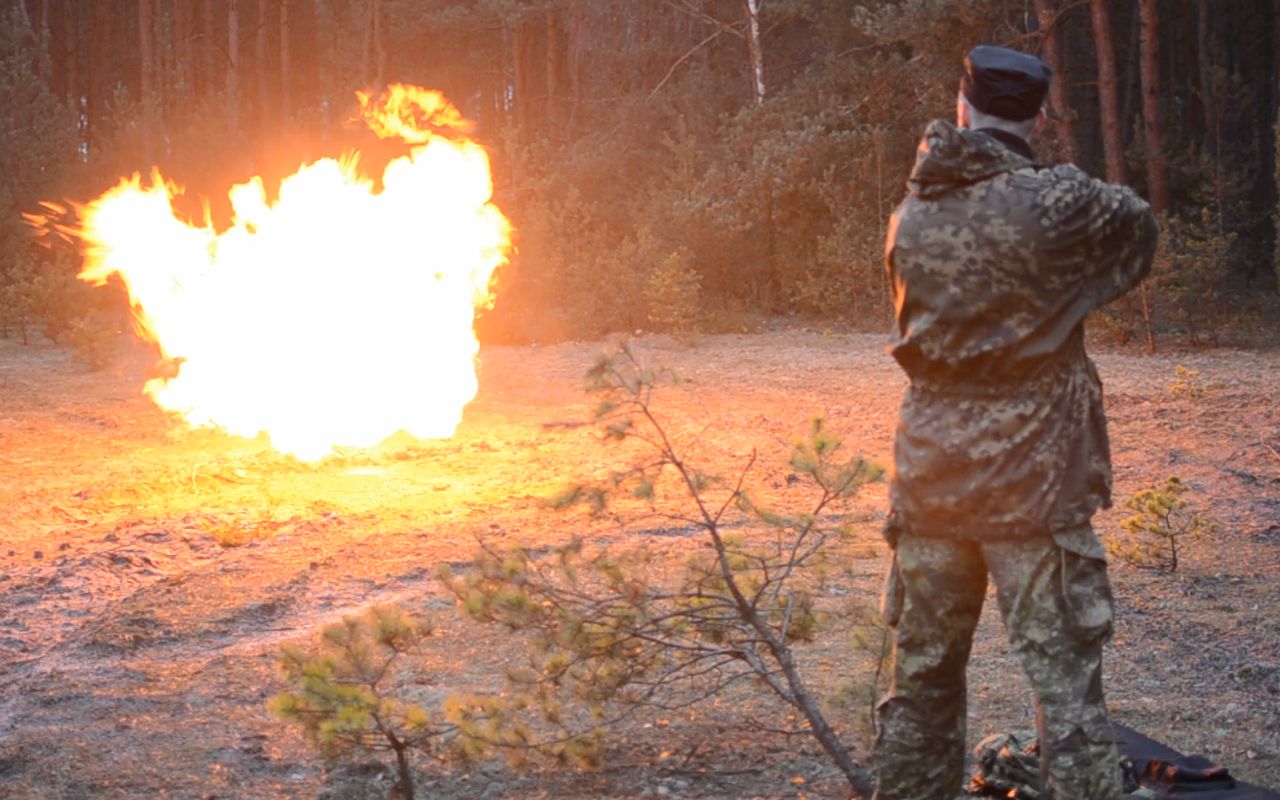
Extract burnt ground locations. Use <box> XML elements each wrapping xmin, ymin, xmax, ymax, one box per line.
<box><xmin>0</xmin><ymin>327</ymin><xmax>1278</xmax><ymax>799</ymax></box>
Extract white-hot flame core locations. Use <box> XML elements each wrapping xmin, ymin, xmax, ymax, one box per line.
<box><xmin>72</xmin><ymin>86</ymin><xmax>511</xmax><ymax>460</ymax></box>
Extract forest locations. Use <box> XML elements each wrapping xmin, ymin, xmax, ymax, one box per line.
<box><xmin>1</xmin><ymin>0</ymin><xmax>1278</xmax><ymax>348</ymax></box>
<box><xmin>3</xmin><ymin>3</ymin><xmax>1280</xmax><ymax>800</ymax></box>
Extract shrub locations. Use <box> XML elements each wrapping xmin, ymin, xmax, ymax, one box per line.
<box><xmin>269</xmin><ymin>606</ymin><xmax>448</xmax><ymax>800</ymax></box>
<box><xmin>1111</xmin><ymin>476</ymin><xmax>1217</xmax><ymax>572</ymax></box>
<box><xmin>439</xmin><ymin>342</ymin><xmax>881</xmax><ymax>796</ymax></box>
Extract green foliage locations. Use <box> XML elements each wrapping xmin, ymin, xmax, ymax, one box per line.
<box><xmin>440</xmin><ymin>343</ymin><xmax>880</xmax><ymax>794</ymax></box>
<box><xmin>0</xmin><ymin>5</ymin><xmax>82</xmax><ymax>346</ymax></box>
<box><xmin>0</xmin><ymin>251</ymin><xmax>54</xmax><ymax>345</ymax></box>
<box><xmin>1111</xmin><ymin>477</ymin><xmax>1218</xmax><ymax>572</ymax></box>
<box><xmin>644</xmin><ymin>246</ymin><xmax>702</xmax><ymax>341</ymax></box>
<box><xmin>269</xmin><ymin>606</ymin><xmax>447</xmax><ymax>800</ymax></box>
<box><xmin>1150</xmin><ymin>208</ymin><xmax>1238</xmax><ymax>345</ymax></box>
<box><xmin>1167</xmin><ymin>364</ymin><xmax>1222</xmax><ymax>401</ymax></box>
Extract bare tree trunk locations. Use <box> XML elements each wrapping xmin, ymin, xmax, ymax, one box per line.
<box><xmin>545</xmin><ymin>9</ymin><xmax>565</xmax><ymax>124</ymax></box>
<box><xmin>743</xmin><ymin>0</ymin><xmax>765</xmax><ymax>105</ymax></box>
<box><xmin>1090</xmin><ymin>0</ymin><xmax>1125</xmax><ymax>183</ymax></box>
<box><xmin>60</xmin><ymin>0</ymin><xmax>80</xmax><ymax>103</ymax></box>
<box><xmin>256</xmin><ymin>0</ymin><xmax>270</xmax><ymax>137</ymax></box>
<box><xmin>87</xmin><ymin>0</ymin><xmax>111</xmax><ymax>159</ymax></box>
<box><xmin>565</xmin><ymin>5</ymin><xmax>585</xmax><ymax>137</ymax></box>
<box><xmin>1137</xmin><ymin>0</ymin><xmax>1164</xmax><ymax>352</ymax></box>
<box><xmin>280</xmin><ymin>0</ymin><xmax>290</xmax><ymax>126</ymax></box>
<box><xmin>513</xmin><ymin>17</ymin><xmax>534</xmax><ymax>133</ymax></box>
<box><xmin>139</xmin><ymin>0</ymin><xmax>154</xmax><ymax>162</ymax></box>
<box><xmin>362</xmin><ymin>0</ymin><xmax>385</xmax><ymax>87</ymax></box>
<box><xmin>201</xmin><ymin>0</ymin><xmax>215</xmax><ymax>100</ymax></box>
<box><xmin>1033</xmin><ymin>0</ymin><xmax>1080</xmax><ymax>162</ymax></box>
<box><xmin>373</xmin><ymin>0</ymin><xmax>385</xmax><ymax>87</ymax></box>
<box><xmin>227</xmin><ymin>0</ymin><xmax>240</xmax><ymax>133</ymax></box>
<box><xmin>1139</xmin><ymin>0</ymin><xmax>1168</xmax><ymax>215</ymax></box>
<box><xmin>1196</xmin><ymin>0</ymin><xmax>1217</xmax><ymax>155</ymax></box>
<box><xmin>172</xmin><ymin>1</ymin><xmax>189</xmax><ymax>118</ymax></box>
<box><xmin>63</xmin><ymin>0</ymin><xmax>85</xmax><ymax>154</ymax></box>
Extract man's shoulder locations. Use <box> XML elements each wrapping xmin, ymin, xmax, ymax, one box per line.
<box><xmin>1023</xmin><ymin>164</ymin><xmax>1153</xmax><ymax>236</ymax></box>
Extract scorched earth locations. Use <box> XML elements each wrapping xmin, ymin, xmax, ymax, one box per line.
<box><xmin>1</xmin><ymin>328</ymin><xmax>1278</xmax><ymax>799</ymax></box>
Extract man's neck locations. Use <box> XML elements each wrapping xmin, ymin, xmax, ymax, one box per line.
<box><xmin>973</xmin><ymin>127</ymin><xmax>1035</xmax><ymax>160</ymax></box>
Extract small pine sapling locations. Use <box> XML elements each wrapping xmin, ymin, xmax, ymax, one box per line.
<box><xmin>1113</xmin><ymin>476</ymin><xmax>1218</xmax><ymax>572</ymax></box>
<box><xmin>1167</xmin><ymin>364</ymin><xmax>1223</xmax><ymax>400</ymax></box>
<box><xmin>440</xmin><ymin>342</ymin><xmax>880</xmax><ymax>798</ymax></box>
<box><xmin>643</xmin><ymin>247</ymin><xmax>702</xmax><ymax>342</ymax></box>
<box><xmin>269</xmin><ymin>606</ymin><xmax>450</xmax><ymax>800</ymax></box>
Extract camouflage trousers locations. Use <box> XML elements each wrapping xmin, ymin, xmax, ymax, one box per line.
<box><xmin>872</xmin><ymin>528</ymin><xmax>1122</xmax><ymax>800</ymax></box>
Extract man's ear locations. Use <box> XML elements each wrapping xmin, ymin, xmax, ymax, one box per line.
<box><xmin>956</xmin><ymin>93</ymin><xmax>970</xmax><ymax>128</ymax></box>
<box><xmin>1034</xmin><ymin>106</ymin><xmax>1048</xmax><ymax>136</ymax></box>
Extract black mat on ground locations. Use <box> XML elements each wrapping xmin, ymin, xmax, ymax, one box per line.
<box><xmin>1115</xmin><ymin>724</ymin><xmax>1280</xmax><ymax>800</ymax></box>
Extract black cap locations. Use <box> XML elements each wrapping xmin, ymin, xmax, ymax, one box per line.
<box><xmin>961</xmin><ymin>45</ymin><xmax>1051</xmax><ymax>122</ymax></box>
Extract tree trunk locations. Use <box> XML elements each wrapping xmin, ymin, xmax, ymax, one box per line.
<box><xmin>1089</xmin><ymin>0</ymin><xmax>1124</xmax><ymax>182</ymax></box>
<box><xmin>743</xmin><ymin>0</ymin><xmax>765</xmax><ymax>105</ymax></box>
<box><xmin>139</xmin><ymin>0</ymin><xmax>154</xmax><ymax>162</ymax></box>
<box><xmin>565</xmin><ymin>5</ymin><xmax>585</xmax><ymax>137</ymax></box>
<box><xmin>1120</xmin><ymin>3</ymin><xmax>1140</xmax><ymax>145</ymax></box>
<box><xmin>280</xmin><ymin>0</ymin><xmax>290</xmax><ymax>126</ymax></box>
<box><xmin>87</xmin><ymin>0</ymin><xmax>111</xmax><ymax>160</ymax></box>
<box><xmin>172</xmin><ymin>1</ymin><xmax>189</xmax><ymax>120</ymax></box>
<box><xmin>1196</xmin><ymin>0</ymin><xmax>1217</xmax><ymax>155</ymax></box>
<box><xmin>1139</xmin><ymin>0</ymin><xmax>1168</xmax><ymax>214</ymax></box>
<box><xmin>1136</xmin><ymin>0</ymin><xmax>1163</xmax><ymax>352</ymax></box>
<box><xmin>62</xmin><ymin>0</ymin><xmax>84</xmax><ymax>153</ymax></box>
<box><xmin>227</xmin><ymin>0</ymin><xmax>240</xmax><ymax>133</ymax></box>
<box><xmin>545</xmin><ymin>9</ymin><xmax>565</xmax><ymax>124</ymax></box>
<box><xmin>363</xmin><ymin>0</ymin><xmax>385</xmax><ymax>87</ymax></box>
<box><xmin>61</xmin><ymin>0</ymin><xmax>81</xmax><ymax>105</ymax></box>
<box><xmin>256</xmin><ymin>0</ymin><xmax>270</xmax><ymax>137</ymax></box>
<box><xmin>513</xmin><ymin>16</ymin><xmax>535</xmax><ymax>133</ymax></box>
<box><xmin>1033</xmin><ymin>0</ymin><xmax>1080</xmax><ymax>163</ymax></box>
<box><xmin>202</xmin><ymin>0</ymin><xmax>215</xmax><ymax>100</ymax></box>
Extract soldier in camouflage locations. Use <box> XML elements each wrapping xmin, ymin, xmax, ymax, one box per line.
<box><xmin>872</xmin><ymin>46</ymin><xmax>1159</xmax><ymax>800</ymax></box>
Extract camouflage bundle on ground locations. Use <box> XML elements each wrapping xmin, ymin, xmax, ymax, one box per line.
<box><xmin>968</xmin><ymin>730</ymin><xmax>1153</xmax><ymax>799</ymax></box>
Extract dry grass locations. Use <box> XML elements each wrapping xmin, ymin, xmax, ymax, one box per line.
<box><xmin>0</xmin><ymin>329</ymin><xmax>1277</xmax><ymax>798</ymax></box>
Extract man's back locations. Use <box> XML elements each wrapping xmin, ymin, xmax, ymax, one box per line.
<box><xmin>888</xmin><ymin>119</ymin><xmax>1157</xmax><ymax>385</ymax></box>
<box><xmin>884</xmin><ymin>119</ymin><xmax>1158</xmax><ymax>543</ymax></box>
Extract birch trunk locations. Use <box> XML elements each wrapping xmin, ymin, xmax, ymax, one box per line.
<box><xmin>743</xmin><ymin>0</ymin><xmax>765</xmax><ymax>105</ymax></box>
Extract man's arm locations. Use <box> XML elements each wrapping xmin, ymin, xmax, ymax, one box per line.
<box><xmin>1040</xmin><ymin>166</ymin><xmax>1161</xmax><ymax>312</ymax></box>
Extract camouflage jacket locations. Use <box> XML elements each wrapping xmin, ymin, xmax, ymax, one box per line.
<box><xmin>884</xmin><ymin>120</ymin><xmax>1158</xmax><ymax>543</ymax></box>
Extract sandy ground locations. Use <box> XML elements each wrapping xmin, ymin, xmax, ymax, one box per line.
<box><xmin>0</xmin><ymin>328</ymin><xmax>1277</xmax><ymax>799</ymax></box>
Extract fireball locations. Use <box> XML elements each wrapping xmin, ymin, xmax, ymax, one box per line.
<box><xmin>41</xmin><ymin>86</ymin><xmax>511</xmax><ymax>461</ymax></box>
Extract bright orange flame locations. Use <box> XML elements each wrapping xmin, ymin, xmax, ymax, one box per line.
<box><xmin>50</xmin><ymin>85</ymin><xmax>511</xmax><ymax>460</ymax></box>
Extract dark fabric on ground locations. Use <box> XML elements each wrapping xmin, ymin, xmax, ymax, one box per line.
<box><xmin>1114</xmin><ymin>724</ymin><xmax>1280</xmax><ymax>800</ymax></box>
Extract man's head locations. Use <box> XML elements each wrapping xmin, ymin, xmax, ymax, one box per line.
<box><xmin>957</xmin><ymin>45</ymin><xmax>1051</xmax><ymax>139</ymax></box>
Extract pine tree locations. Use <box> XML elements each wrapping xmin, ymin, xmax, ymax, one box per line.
<box><xmin>0</xmin><ymin>3</ymin><xmax>78</xmax><ymax>341</ymax></box>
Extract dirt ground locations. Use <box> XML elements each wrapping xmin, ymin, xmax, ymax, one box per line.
<box><xmin>1</xmin><ymin>327</ymin><xmax>1278</xmax><ymax>800</ymax></box>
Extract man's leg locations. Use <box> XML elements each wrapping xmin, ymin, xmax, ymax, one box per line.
<box><xmin>983</xmin><ymin>531</ymin><xmax>1123</xmax><ymax>800</ymax></box>
<box><xmin>873</xmin><ymin>535</ymin><xmax>986</xmax><ymax>800</ymax></box>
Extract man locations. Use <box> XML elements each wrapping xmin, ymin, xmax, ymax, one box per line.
<box><xmin>873</xmin><ymin>46</ymin><xmax>1159</xmax><ymax>800</ymax></box>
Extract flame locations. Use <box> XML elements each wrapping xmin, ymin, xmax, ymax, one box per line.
<box><xmin>42</xmin><ymin>85</ymin><xmax>511</xmax><ymax>461</ymax></box>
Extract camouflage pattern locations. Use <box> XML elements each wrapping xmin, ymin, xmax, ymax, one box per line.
<box><xmin>872</xmin><ymin>120</ymin><xmax>1158</xmax><ymax>800</ymax></box>
<box><xmin>884</xmin><ymin>120</ymin><xmax>1159</xmax><ymax>542</ymax></box>
<box><xmin>873</xmin><ymin>530</ymin><xmax>1122</xmax><ymax>800</ymax></box>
